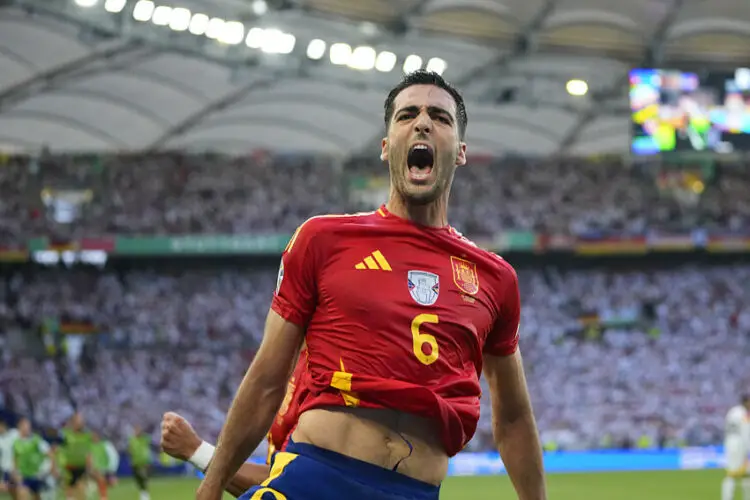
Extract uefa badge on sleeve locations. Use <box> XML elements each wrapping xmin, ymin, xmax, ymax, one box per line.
<box><xmin>276</xmin><ymin>260</ymin><xmax>284</xmax><ymax>294</ymax></box>
<box><xmin>407</xmin><ymin>270</ymin><xmax>440</xmax><ymax>306</ymax></box>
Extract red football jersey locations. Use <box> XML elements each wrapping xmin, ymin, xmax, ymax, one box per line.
<box><xmin>271</xmin><ymin>205</ymin><xmax>520</xmax><ymax>456</ymax></box>
<box><xmin>266</xmin><ymin>347</ymin><xmax>309</xmax><ymax>464</ymax></box>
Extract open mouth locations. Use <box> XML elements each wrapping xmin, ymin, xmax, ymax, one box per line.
<box><xmin>407</xmin><ymin>143</ymin><xmax>434</xmax><ymax>181</ymax></box>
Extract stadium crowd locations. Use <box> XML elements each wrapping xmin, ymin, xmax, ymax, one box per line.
<box><xmin>0</xmin><ymin>154</ymin><xmax>749</xmax><ymax>243</ymax></box>
<box><xmin>1</xmin><ymin>263</ymin><xmax>748</xmax><ymax>454</ymax></box>
<box><xmin>1</xmin><ymin>152</ymin><xmax>749</xmax><ymax>456</ymax></box>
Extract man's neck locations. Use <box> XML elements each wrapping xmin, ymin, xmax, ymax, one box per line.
<box><xmin>385</xmin><ymin>192</ymin><xmax>449</xmax><ymax>228</ymax></box>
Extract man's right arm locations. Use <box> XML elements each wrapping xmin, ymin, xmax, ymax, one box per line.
<box><xmin>198</xmin><ymin>218</ymin><xmax>320</xmax><ymax>499</ymax></box>
<box><xmin>197</xmin><ymin>310</ymin><xmax>304</xmax><ymax>499</ymax></box>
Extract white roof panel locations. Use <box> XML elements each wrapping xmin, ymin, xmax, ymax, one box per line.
<box><xmin>0</xmin><ymin>0</ymin><xmax>746</xmax><ymax>155</ymax></box>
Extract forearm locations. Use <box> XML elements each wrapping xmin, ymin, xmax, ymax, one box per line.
<box><xmin>225</xmin><ymin>463</ymin><xmax>271</xmax><ymax>498</ymax></box>
<box><xmin>191</xmin><ymin>441</ymin><xmax>271</xmax><ymax>497</ymax></box>
<box><xmin>494</xmin><ymin>412</ymin><xmax>546</xmax><ymax>500</ymax></box>
<box><xmin>202</xmin><ymin>373</ymin><xmax>285</xmax><ymax>491</ymax></box>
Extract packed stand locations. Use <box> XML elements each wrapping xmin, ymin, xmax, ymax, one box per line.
<box><xmin>1</xmin><ymin>264</ymin><xmax>749</xmax><ymax>452</ymax></box>
<box><xmin>474</xmin><ymin>264</ymin><xmax>750</xmax><ymax>451</ymax></box>
<box><xmin>0</xmin><ymin>153</ymin><xmax>348</xmax><ymax>240</ymax></box>
<box><xmin>9</xmin><ymin>268</ymin><xmax>275</xmax><ymax>348</ymax></box>
<box><xmin>0</xmin><ymin>156</ymin><xmax>33</xmax><ymax>245</ymax></box>
<box><xmin>1</xmin><ymin>154</ymin><xmax>750</xmax><ymax>240</ymax></box>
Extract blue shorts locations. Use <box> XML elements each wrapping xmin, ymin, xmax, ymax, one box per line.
<box><xmin>22</xmin><ymin>477</ymin><xmax>45</xmax><ymax>494</ymax></box>
<box><xmin>66</xmin><ymin>466</ymin><xmax>87</xmax><ymax>486</ymax></box>
<box><xmin>1</xmin><ymin>470</ymin><xmax>15</xmax><ymax>486</ymax></box>
<box><xmin>239</xmin><ymin>439</ymin><xmax>439</xmax><ymax>500</ymax></box>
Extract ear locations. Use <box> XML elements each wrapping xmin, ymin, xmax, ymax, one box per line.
<box><xmin>455</xmin><ymin>141</ymin><xmax>467</xmax><ymax>167</ymax></box>
<box><xmin>380</xmin><ymin>137</ymin><xmax>389</xmax><ymax>162</ymax></box>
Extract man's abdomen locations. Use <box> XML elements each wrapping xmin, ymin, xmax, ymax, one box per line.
<box><xmin>300</xmin><ymin>366</ymin><xmax>479</xmax><ymax>456</ymax></box>
<box><xmin>291</xmin><ymin>407</ymin><xmax>448</xmax><ymax>485</ymax></box>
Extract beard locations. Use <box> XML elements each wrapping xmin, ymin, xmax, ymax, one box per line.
<box><xmin>399</xmin><ymin>182</ymin><xmax>443</xmax><ymax>205</ymax></box>
<box><xmin>387</xmin><ymin>146</ymin><xmax>455</xmax><ymax>205</ymax></box>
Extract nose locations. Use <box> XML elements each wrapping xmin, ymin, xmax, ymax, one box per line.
<box><xmin>413</xmin><ymin>112</ymin><xmax>432</xmax><ymax>135</ymax></box>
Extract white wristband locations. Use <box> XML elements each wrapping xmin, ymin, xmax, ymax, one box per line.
<box><xmin>188</xmin><ymin>441</ymin><xmax>215</xmax><ymax>472</ymax></box>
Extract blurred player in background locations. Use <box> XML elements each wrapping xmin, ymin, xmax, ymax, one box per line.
<box><xmin>723</xmin><ymin>394</ymin><xmax>750</xmax><ymax>500</ymax></box>
<box><xmin>0</xmin><ymin>420</ymin><xmax>20</xmax><ymax>499</ymax></box>
<box><xmin>127</xmin><ymin>426</ymin><xmax>151</xmax><ymax>500</ymax></box>
<box><xmin>50</xmin><ymin>436</ymin><xmax>66</xmax><ymax>500</ymax></box>
<box><xmin>60</xmin><ymin>413</ymin><xmax>92</xmax><ymax>500</ymax></box>
<box><xmin>199</xmin><ymin>70</ymin><xmax>545</xmax><ymax>500</ymax></box>
<box><xmin>39</xmin><ymin>427</ymin><xmax>62</xmax><ymax>500</ymax></box>
<box><xmin>89</xmin><ymin>432</ymin><xmax>118</xmax><ymax>500</ymax></box>
<box><xmin>12</xmin><ymin>418</ymin><xmax>57</xmax><ymax>500</ymax></box>
<box><xmin>101</xmin><ymin>437</ymin><xmax>118</xmax><ymax>493</ymax></box>
<box><xmin>160</xmin><ymin>345</ymin><xmax>309</xmax><ymax>497</ymax></box>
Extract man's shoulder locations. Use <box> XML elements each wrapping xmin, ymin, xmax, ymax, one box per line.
<box><xmin>299</xmin><ymin>211</ymin><xmax>381</xmax><ymax>230</ymax></box>
<box><xmin>450</xmin><ymin>230</ymin><xmax>518</xmax><ymax>279</ymax></box>
<box><xmin>288</xmin><ymin>211</ymin><xmax>382</xmax><ymax>250</ymax></box>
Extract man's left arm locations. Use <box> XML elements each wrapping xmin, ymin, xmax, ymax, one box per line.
<box><xmin>483</xmin><ymin>261</ymin><xmax>545</xmax><ymax>500</ymax></box>
<box><xmin>160</xmin><ymin>412</ymin><xmax>269</xmax><ymax>498</ymax></box>
<box><xmin>484</xmin><ymin>351</ymin><xmax>545</xmax><ymax>500</ymax></box>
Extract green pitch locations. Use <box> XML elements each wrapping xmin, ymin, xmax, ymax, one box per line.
<box><xmin>102</xmin><ymin>469</ymin><xmax>724</xmax><ymax>499</ymax></box>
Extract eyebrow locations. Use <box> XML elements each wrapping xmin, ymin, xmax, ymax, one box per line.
<box><xmin>395</xmin><ymin>105</ymin><xmax>454</xmax><ymax>122</ymax></box>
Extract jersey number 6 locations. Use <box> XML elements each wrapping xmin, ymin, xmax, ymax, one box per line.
<box><xmin>411</xmin><ymin>314</ymin><xmax>439</xmax><ymax>365</ymax></box>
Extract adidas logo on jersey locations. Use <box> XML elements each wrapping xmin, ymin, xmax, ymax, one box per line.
<box><xmin>354</xmin><ymin>250</ymin><xmax>392</xmax><ymax>271</ymax></box>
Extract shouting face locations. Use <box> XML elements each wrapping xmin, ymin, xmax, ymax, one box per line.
<box><xmin>382</xmin><ymin>84</ymin><xmax>466</xmax><ymax>205</ymax></box>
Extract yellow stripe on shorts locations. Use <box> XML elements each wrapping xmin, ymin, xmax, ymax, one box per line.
<box><xmin>250</xmin><ymin>452</ymin><xmax>298</xmax><ymax>500</ymax></box>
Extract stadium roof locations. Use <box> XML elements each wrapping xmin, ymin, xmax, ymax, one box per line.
<box><xmin>0</xmin><ymin>0</ymin><xmax>748</xmax><ymax>157</ymax></box>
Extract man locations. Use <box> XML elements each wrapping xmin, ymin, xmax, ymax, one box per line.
<box><xmin>60</xmin><ymin>413</ymin><xmax>92</xmax><ymax>500</ymax></box>
<box><xmin>0</xmin><ymin>420</ymin><xmax>20</xmax><ymax>499</ymax></box>
<box><xmin>161</xmin><ymin>346</ymin><xmax>310</xmax><ymax>497</ymax></box>
<box><xmin>12</xmin><ymin>418</ymin><xmax>57</xmax><ymax>500</ymax></box>
<box><xmin>89</xmin><ymin>432</ymin><xmax>118</xmax><ymax>500</ymax></box>
<box><xmin>127</xmin><ymin>426</ymin><xmax>152</xmax><ymax>500</ymax></box>
<box><xmin>723</xmin><ymin>394</ymin><xmax>750</xmax><ymax>500</ymax></box>
<box><xmin>50</xmin><ymin>432</ymin><xmax>67</xmax><ymax>500</ymax></box>
<box><xmin>39</xmin><ymin>427</ymin><xmax>62</xmax><ymax>500</ymax></box>
<box><xmin>198</xmin><ymin>70</ymin><xmax>546</xmax><ymax>500</ymax></box>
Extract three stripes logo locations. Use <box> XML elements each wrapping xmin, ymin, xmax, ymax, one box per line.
<box><xmin>354</xmin><ymin>250</ymin><xmax>392</xmax><ymax>271</ymax></box>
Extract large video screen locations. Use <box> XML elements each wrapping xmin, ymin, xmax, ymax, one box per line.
<box><xmin>630</xmin><ymin>68</ymin><xmax>750</xmax><ymax>155</ymax></box>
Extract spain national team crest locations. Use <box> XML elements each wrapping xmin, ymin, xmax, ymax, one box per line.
<box><xmin>450</xmin><ymin>256</ymin><xmax>479</xmax><ymax>295</ymax></box>
<box><xmin>407</xmin><ymin>271</ymin><xmax>440</xmax><ymax>306</ymax></box>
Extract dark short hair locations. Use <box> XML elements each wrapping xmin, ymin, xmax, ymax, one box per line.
<box><xmin>384</xmin><ymin>70</ymin><xmax>468</xmax><ymax>140</ymax></box>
